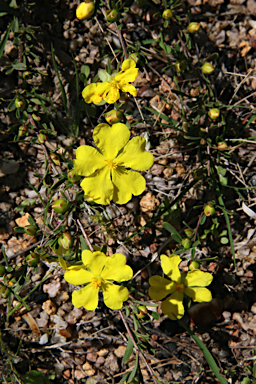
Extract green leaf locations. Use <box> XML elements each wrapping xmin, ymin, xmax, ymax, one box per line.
<box><xmin>151</xmin><ymin>311</ymin><xmax>160</xmax><ymax>320</ymax></box>
<box><xmin>80</xmin><ymin>235</ymin><xmax>89</xmax><ymax>252</ymax></box>
<box><xmin>14</xmin><ymin>226</ymin><xmax>25</xmax><ymax>233</ymax></box>
<box><xmin>163</xmin><ymin>222</ymin><xmax>182</xmax><ymax>242</ymax></box>
<box><xmin>127</xmin><ymin>353</ymin><xmax>139</xmax><ymax>382</ymax></box>
<box><xmin>217</xmin><ymin>166</ymin><xmax>227</xmax><ymax>176</ymax></box>
<box><xmin>220</xmin><ymin>237</ymin><xmax>229</xmax><ymax>244</ymax></box>
<box><xmin>98</xmin><ymin>69</ymin><xmax>111</xmax><ymax>82</ymax></box>
<box><xmin>241</xmin><ymin>378</ymin><xmax>251</xmax><ymax>384</ymax></box>
<box><xmin>0</xmin><ymin>20</ymin><xmax>13</xmax><ymax>60</ymax></box>
<box><xmin>51</xmin><ymin>44</ymin><xmax>69</xmax><ymax>118</ymax></box>
<box><xmin>23</xmin><ymin>370</ymin><xmax>49</xmax><ymax>384</ymax></box>
<box><xmin>12</xmin><ymin>62</ymin><xmax>27</xmax><ymax>70</ymax></box>
<box><xmin>123</xmin><ymin>337</ymin><xmax>134</xmax><ymax>364</ymax></box>
<box><xmin>200</xmin><ymin>215</ymin><xmax>206</xmax><ymax>225</ymax></box>
<box><xmin>81</xmin><ymin>64</ymin><xmax>90</xmax><ymax>78</ymax></box>
<box><xmin>219</xmin><ymin>176</ymin><xmax>228</xmax><ymax>186</ymax></box>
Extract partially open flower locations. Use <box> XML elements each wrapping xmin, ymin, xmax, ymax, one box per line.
<box><xmin>187</xmin><ymin>22</ymin><xmax>200</xmax><ymax>33</ymax></box>
<box><xmin>76</xmin><ymin>0</ymin><xmax>95</xmax><ymax>20</ymax></box>
<box><xmin>208</xmin><ymin>108</ymin><xmax>220</xmax><ymax>120</ymax></box>
<box><xmin>201</xmin><ymin>62</ymin><xmax>214</xmax><ymax>74</ymax></box>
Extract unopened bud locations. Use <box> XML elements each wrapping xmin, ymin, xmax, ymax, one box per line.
<box><xmin>187</xmin><ymin>22</ymin><xmax>200</xmax><ymax>33</ymax></box>
<box><xmin>68</xmin><ymin>169</ymin><xmax>81</xmax><ymax>183</ymax></box>
<box><xmin>175</xmin><ymin>60</ymin><xmax>186</xmax><ymax>73</ymax></box>
<box><xmin>58</xmin><ymin>232</ymin><xmax>73</xmax><ymax>250</ymax></box>
<box><xmin>52</xmin><ymin>199</ymin><xmax>70</xmax><ymax>214</ymax></box>
<box><xmin>0</xmin><ymin>285</ymin><xmax>10</xmax><ymax>298</ymax></box>
<box><xmin>105</xmin><ymin>110</ymin><xmax>123</xmax><ymax>124</ymax></box>
<box><xmin>200</xmin><ymin>138</ymin><xmax>206</xmax><ymax>145</ymax></box>
<box><xmin>32</xmin><ymin>113</ymin><xmax>41</xmax><ymax>122</ymax></box>
<box><xmin>50</xmin><ymin>153</ymin><xmax>61</xmax><ymax>166</ymax></box>
<box><xmin>208</xmin><ymin>108</ymin><xmax>220</xmax><ymax>120</ymax></box>
<box><xmin>162</xmin><ymin>9</ymin><xmax>173</xmax><ymax>19</ymax></box>
<box><xmin>106</xmin><ymin>9</ymin><xmax>120</xmax><ymax>22</ymax></box>
<box><xmin>24</xmin><ymin>225</ymin><xmax>37</xmax><ymax>236</ymax></box>
<box><xmin>38</xmin><ymin>132</ymin><xmax>47</xmax><ymax>144</ymax></box>
<box><xmin>217</xmin><ymin>141</ymin><xmax>228</xmax><ymax>150</ymax></box>
<box><xmin>204</xmin><ymin>204</ymin><xmax>215</xmax><ymax>216</ymax></box>
<box><xmin>15</xmin><ymin>97</ymin><xmax>26</xmax><ymax>109</ymax></box>
<box><xmin>26</xmin><ymin>252</ymin><xmax>40</xmax><ymax>267</ymax></box>
<box><xmin>23</xmin><ymin>71</ymin><xmax>31</xmax><ymax>78</ymax></box>
<box><xmin>201</xmin><ymin>62</ymin><xmax>214</xmax><ymax>74</ymax></box>
<box><xmin>18</xmin><ymin>124</ymin><xmax>27</xmax><ymax>137</ymax></box>
<box><xmin>129</xmin><ymin>52</ymin><xmax>140</xmax><ymax>63</ymax></box>
<box><xmin>188</xmin><ymin>260</ymin><xmax>200</xmax><ymax>270</ymax></box>
<box><xmin>76</xmin><ymin>0</ymin><xmax>95</xmax><ymax>20</ymax></box>
<box><xmin>136</xmin><ymin>305</ymin><xmax>148</xmax><ymax>319</ymax></box>
<box><xmin>182</xmin><ymin>238</ymin><xmax>192</xmax><ymax>249</ymax></box>
<box><xmin>184</xmin><ymin>228</ymin><xmax>194</xmax><ymax>238</ymax></box>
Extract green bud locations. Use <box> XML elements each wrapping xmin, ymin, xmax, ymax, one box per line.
<box><xmin>0</xmin><ymin>285</ymin><xmax>10</xmax><ymax>298</ymax></box>
<box><xmin>26</xmin><ymin>252</ymin><xmax>40</xmax><ymax>267</ymax></box>
<box><xmin>184</xmin><ymin>228</ymin><xmax>194</xmax><ymax>239</ymax></box>
<box><xmin>106</xmin><ymin>9</ymin><xmax>120</xmax><ymax>23</ymax></box>
<box><xmin>187</xmin><ymin>22</ymin><xmax>200</xmax><ymax>33</ymax></box>
<box><xmin>217</xmin><ymin>141</ymin><xmax>228</xmax><ymax>150</ymax></box>
<box><xmin>201</xmin><ymin>62</ymin><xmax>214</xmax><ymax>74</ymax></box>
<box><xmin>175</xmin><ymin>60</ymin><xmax>186</xmax><ymax>73</ymax></box>
<box><xmin>162</xmin><ymin>9</ymin><xmax>173</xmax><ymax>19</ymax></box>
<box><xmin>188</xmin><ymin>260</ymin><xmax>200</xmax><ymax>270</ymax></box>
<box><xmin>18</xmin><ymin>124</ymin><xmax>27</xmax><ymax>137</ymax></box>
<box><xmin>76</xmin><ymin>0</ymin><xmax>95</xmax><ymax>20</ymax></box>
<box><xmin>24</xmin><ymin>225</ymin><xmax>37</xmax><ymax>236</ymax></box>
<box><xmin>204</xmin><ymin>204</ymin><xmax>215</xmax><ymax>216</ymax></box>
<box><xmin>38</xmin><ymin>132</ymin><xmax>47</xmax><ymax>144</ymax></box>
<box><xmin>52</xmin><ymin>199</ymin><xmax>70</xmax><ymax>214</ymax></box>
<box><xmin>129</xmin><ymin>52</ymin><xmax>140</xmax><ymax>63</ymax></box>
<box><xmin>208</xmin><ymin>108</ymin><xmax>220</xmax><ymax>120</ymax></box>
<box><xmin>105</xmin><ymin>110</ymin><xmax>123</xmax><ymax>124</ymax></box>
<box><xmin>67</xmin><ymin>169</ymin><xmax>81</xmax><ymax>183</ymax></box>
<box><xmin>0</xmin><ymin>265</ymin><xmax>6</xmax><ymax>277</ymax></box>
<box><xmin>136</xmin><ymin>305</ymin><xmax>148</xmax><ymax>319</ymax></box>
<box><xmin>181</xmin><ymin>238</ymin><xmax>191</xmax><ymax>249</ymax></box>
<box><xmin>32</xmin><ymin>113</ymin><xmax>41</xmax><ymax>122</ymax></box>
<box><xmin>23</xmin><ymin>71</ymin><xmax>31</xmax><ymax>79</ymax></box>
<box><xmin>58</xmin><ymin>232</ymin><xmax>73</xmax><ymax>250</ymax></box>
<box><xmin>50</xmin><ymin>153</ymin><xmax>61</xmax><ymax>166</ymax></box>
<box><xmin>15</xmin><ymin>97</ymin><xmax>26</xmax><ymax>109</ymax></box>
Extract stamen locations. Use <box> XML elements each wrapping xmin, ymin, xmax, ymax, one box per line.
<box><xmin>105</xmin><ymin>159</ymin><xmax>118</xmax><ymax>170</ymax></box>
<box><xmin>91</xmin><ymin>277</ymin><xmax>102</xmax><ymax>289</ymax></box>
<box><xmin>175</xmin><ymin>283</ymin><xmax>184</xmax><ymax>293</ymax></box>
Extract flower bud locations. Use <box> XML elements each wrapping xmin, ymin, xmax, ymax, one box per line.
<box><xmin>105</xmin><ymin>110</ymin><xmax>123</xmax><ymax>124</ymax></box>
<box><xmin>204</xmin><ymin>204</ymin><xmax>215</xmax><ymax>216</ymax></box>
<box><xmin>187</xmin><ymin>22</ymin><xmax>200</xmax><ymax>33</ymax></box>
<box><xmin>182</xmin><ymin>238</ymin><xmax>191</xmax><ymax>249</ymax></box>
<box><xmin>201</xmin><ymin>62</ymin><xmax>214</xmax><ymax>74</ymax></box>
<box><xmin>217</xmin><ymin>141</ymin><xmax>228</xmax><ymax>150</ymax></box>
<box><xmin>208</xmin><ymin>108</ymin><xmax>220</xmax><ymax>120</ymax></box>
<box><xmin>136</xmin><ymin>305</ymin><xmax>148</xmax><ymax>319</ymax></box>
<box><xmin>76</xmin><ymin>0</ymin><xmax>95</xmax><ymax>20</ymax></box>
<box><xmin>188</xmin><ymin>260</ymin><xmax>200</xmax><ymax>270</ymax></box>
<box><xmin>184</xmin><ymin>228</ymin><xmax>194</xmax><ymax>239</ymax></box>
<box><xmin>68</xmin><ymin>169</ymin><xmax>81</xmax><ymax>183</ymax></box>
<box><xmin>24</xmin><ymin>225</ymin><xmax>37</xmax><ymax>236</ymax></box>
<box><xmin>15</xmin><ymin>97</ymin><xmax>26</xmax><ymax>109</ymax></box>
<box><xmin>106</xmin><ymin>9</ymin><xmax>120</xmax><ymax>23</ymax></box>
<box><xmin>58</xmin><ymin>232</ymin><xmax>73</xmax><ymax>250</ymax></box>
<box><xmin>175</xmin><ymin>60</ymin><xmax>186</xmax><ymax>73</ymax></box>
<box><xmin>52</xmin><ymin>199</ymin><xmax>70</xmax><ymax>214</ymax></box>
<box><xmin>50</xmin><ymin>153</ymin><xmax>61</xmax><ymax>166</ymax></box>
<box><xmin>129</xmin><ymin>52</ymin><xmax>140</xmax><ymax>63</ymax></box>
<box><xmin>200</xmin><ymin>138</ymin><xmax>206</xmax><ymax>145</ymax></box>
<box><xmin>32</xmin><ymin>113</ymin><xmax>41</xmax><ymax>122</ymax></box>
<box><xmin>38</xmin><ymin>132</ymin><xmax>47</xmax><ymax>144</ymax></box>
<box><xmin>162</xmin><ymin>9</ymin><xmax>173</xmax><ymax>19</ymax></box>
<box><xmin>26</xmin><ymin>252</ymin><xmax>40</xmax><ymax>267</ymax></box>
<box><xmin>0</xmin><ymin>265</ymin><xmax>6</xmax><ymax>277</ymax></box>
<box><xmin>0</xmin><ymin>285</ymin><xmax>10</xmax><ymax>298</ymax></box>
<box><xmin>18</xmin><ymin>124</ymin><xmax>27</xmax><ymax>137</ymax></box>
<box><xmin>23</xmin><ymin>71</ymin><xmax>31</xmax><ymax>79</ymax></box>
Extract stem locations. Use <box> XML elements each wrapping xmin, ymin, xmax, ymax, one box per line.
<box><xmin>77</xmin><ymin>219</ymin><xmax>93</xmax><ymax>252</ymax></box>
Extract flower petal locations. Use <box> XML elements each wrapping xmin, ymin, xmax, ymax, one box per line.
<box><xmin>121</xmin><ymin>59</ymin><xmax>136</xmax><ymax>71</ymax></box>
<box><xmin>116</xmin><ymin>136</ymin><xmax>154</xmax><ymax>171</ymax></box>
<box><xmin>82</xmin><ymin>83</ymin><xmax>109</xmax><ymax>104</ymax></box>
<box><xmin>185</xmin><ymin>270</ymin><xmax>213</xmax><ymax>287</ymax></box>
<box><xmin>72</xmin><ymin>285</ymin><xmax>99</xmax><ymax>310</ymax></box>
<box><xmin>64</xmin><ymin>267</ymin><xmax>93</xmax><ymax>285</ymax></box>
<box><xmin>74</xmin><ymin>145</ymin><xmax>106</xmax><ymax>177</ymax></box>
<box><xmin>161</xmin><ymin>291</ymin><xmax>184</xmax><ymax>320</ymax></box>
<box><xmin>115</xmin><ymin>66</ymin><xmax>139</xmax><ymax>83</ymax></box>
<box><xmin>80</xmin><ymin>166</ymin><xmax>113</xmax><ymax>205</ymax></box>
<box><xmin>101</xmin><ymin>253</ymin><xmax>133</xmax><ymax>282</ymax></box>
<box><xmin>82</xmin><ymin>250</ymin><xmax>108</xmax><ymax>275</ymax></box>
<box><xmin>112</xmin><ymin>167</ymin><xmax>146</xmax><ymax>204</ymax></box>
<box><xmin>161</xmin><ymin>254</ymin><xmax>181</xmax><ymax>283</ymax></box>
<box><xmin>103</xmin><ymin>85</ymin><xmax>120</xmax><ymax>104</ymax></box>
<box><xmin>102</xmin><ymin>281</ymin><xmax>129</xmax><ymax>309</ymax></box>
<box><xmin>184</xmin><ymin>287</ymin><xmax>212</xmax><ymax>302</ymax></box>
<box><xmin>119</xmin><ymin>83</ymin><xmax>137</xmax><ymax>96</ymax></box>
<box><xmin>93</xmin><ymin>123</ymin><xmax>130</xmax><ymax>159</ymax></box>
<box><xmin>148</xmin><ymin>275</ymin><xmax>176</xmax><ymax>300</ymax></box>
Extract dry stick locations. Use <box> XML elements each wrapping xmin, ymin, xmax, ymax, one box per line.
<box><xmin>193</xmin><ymin>211</ymin><xmax>204</xmax><ymax>243</ymax></box>
<box><xmin>77</xmin><ymin>219</ymin><xmax>93</xmax><ymax>252</ymax></box>
<box><xmin>119</xmin><ymin>310</ymin><xmax>158</xmax><ymax>384</ymax></box>
<box><xmin>95</xmin><ymin>17</ymin><xmax>119</xmax><ymax>63</ymax></box>
<box><xmin>115</xmin><ymin>23</ymin><xmax>128</xmax><ymax>60</ymax></box>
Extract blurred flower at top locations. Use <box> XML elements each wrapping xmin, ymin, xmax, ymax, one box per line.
<box><xmin>76</xmin><ymin>0</ymin><xmax>95</xmax><ymax>20</ymax></box>
<box><xmin>82</xmin><ymin>59</ymin><xmax>139</xmax><ymax>104</ymax></box>
<box><xmin>64</xmin><ymin>250</ymin><xmax>133</xmax><ymax>310</ymax></box>
<box><xmin>74</xmin><ymin>122</ymin><xmax>154</xmax><ymax>205</ymax></box>
<box><xmin>149</xmin><ymin>254</ymin><xmax>213</xmax><ymax>320</ymax></box>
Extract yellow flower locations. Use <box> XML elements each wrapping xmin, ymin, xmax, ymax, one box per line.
<box><xmin>76</xmin><ymin>1</ymin><xmax>95</xmax><ymax>20</ymax></box>
<box><xmin>74</xmin><ymin>122</ymin><xmax>154</xmax><ymax>205</ymax></box>
<box><xmin>82</xmin><ymin>59</ymin><xmax>139</xmax><ymax>104</ymax></box>
<box><xmin>64</xmin><ymin>250</ymin><xmax>133</xmax><ymax>310</ymax></box>
<box><xmin>149</xmin><ymin>254</ymin><xmax>213</xmax><ymax>320</ymax></box>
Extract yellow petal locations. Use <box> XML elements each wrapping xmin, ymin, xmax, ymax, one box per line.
<box><xmin>121</xmin><ymin>59</ymin><xmax>136</xmax><ymax>71</ymax></box>
<box><xmin>185</xmin><ymin>270</ymin><xmax>213</xmax><ymax>287</ymax></box>
<box><xmin>119</xmin><ymin>83</ymin><xmax>137</xmax><ymax>96</ymax></box>
<box><xmin>93</xmin><ymin>123</ymin><xmax>130</xmax><ymax>159</ymax></box>
<box><xmin>72</xmin><ymin>285</ymin><xmax>99</xmax><ymax>310</ymax></box>
<box><xmin>184</xmin><ymin>287</ymin><xmax>212</xmax><ymax>302</ymax></box>
<box><xmin>82</xmin><ymin>250</ymin><xmax>108</xmax><ymax>275</ymax></box>
<box><xmin>116</xmin><ymin>136</ymin><xmax>154</xmax><ymax>171</ymax></box>
<box><xmin>161</xmin><ymin>254</ymin><xmax>181</xmax><ymax>283</ymax></box>
<box><xmin>103</xmin><ymin>85</ymin><xmax>120</xmax><ymax>104</ymax></box>
<box><xmin>82</xmin><ymin>82</ymin><xmax>109</xmax><ymax>104</ymax></box>
<box><xmin>80</xmin><ymin>166</ymin><xmax>113</xmax><ymax>205</ymax></box>
<box><xmin>64</xmin><ymin>267</ymin><xmax>93</xmax><ymax>285</ymax></box>
<box><xmin>161</xmin><ymin>291</ymin><xmax>184</xmax><ymax>320</ymax></box>
<box><xmin>74</xmin><ymin>145</ymin><xmax>106</xmax><ymax>176</ymax></box>
<box><xmin>115</xmin><ymin>67</ymin><xmax>139</xmax><ymax>83</ymax></box>
<box><xmin>101</xmin><ymin>253</ymin><xmax>133</xmax><ymax>281</ymax></box>
<box><xmin>149</xmin><ymin>275</ymin><xmax>176</xmax><ymax>300</ymax></box>
<box><xmin>102</xmin><ymin>281</ymin><xmax>129</xmax><ymax>309</ymax></box>
<box><xmin>112</xmin><ymin>167</ymin><xmax>146</xmax><ymax>204</ymax></box>
<box><xmin>58</xmin><ymin>257</ymin><xmax>68</xmax><ymax>270</ymax></box>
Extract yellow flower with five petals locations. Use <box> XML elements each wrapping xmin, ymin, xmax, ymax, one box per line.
<box><xmin>64</xmin><ymin>250</ymin><xmax>133</xmax><ymax>310</ymax></box>
<box><xmin>74</xmin><ymin>122</ymin><xmax>154</xmax><ymax>205</ymax></box>
<box><xmin>149</xmin><ymin>254</ymin><xmax>213</xmax><ymax>320</ymax></box>
<box><xmin>82</xmin><ymin>59</ymin><xmax>139</xmax><ymax>104</ymax></box>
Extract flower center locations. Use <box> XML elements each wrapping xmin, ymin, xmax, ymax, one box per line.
<box><xmin>105</xmin><ymin>159</ymin><xmax>118</xmax><ymax>170</ymax></box>
<box><xmin>175</xmin><ymin>283</ymin><xmax>184</xmax><ymax>293</ymax></box>
<box><xmin>91</xmin><ymin>276</ymin><xmax>103</xmax><ymax>289</ymax></box>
